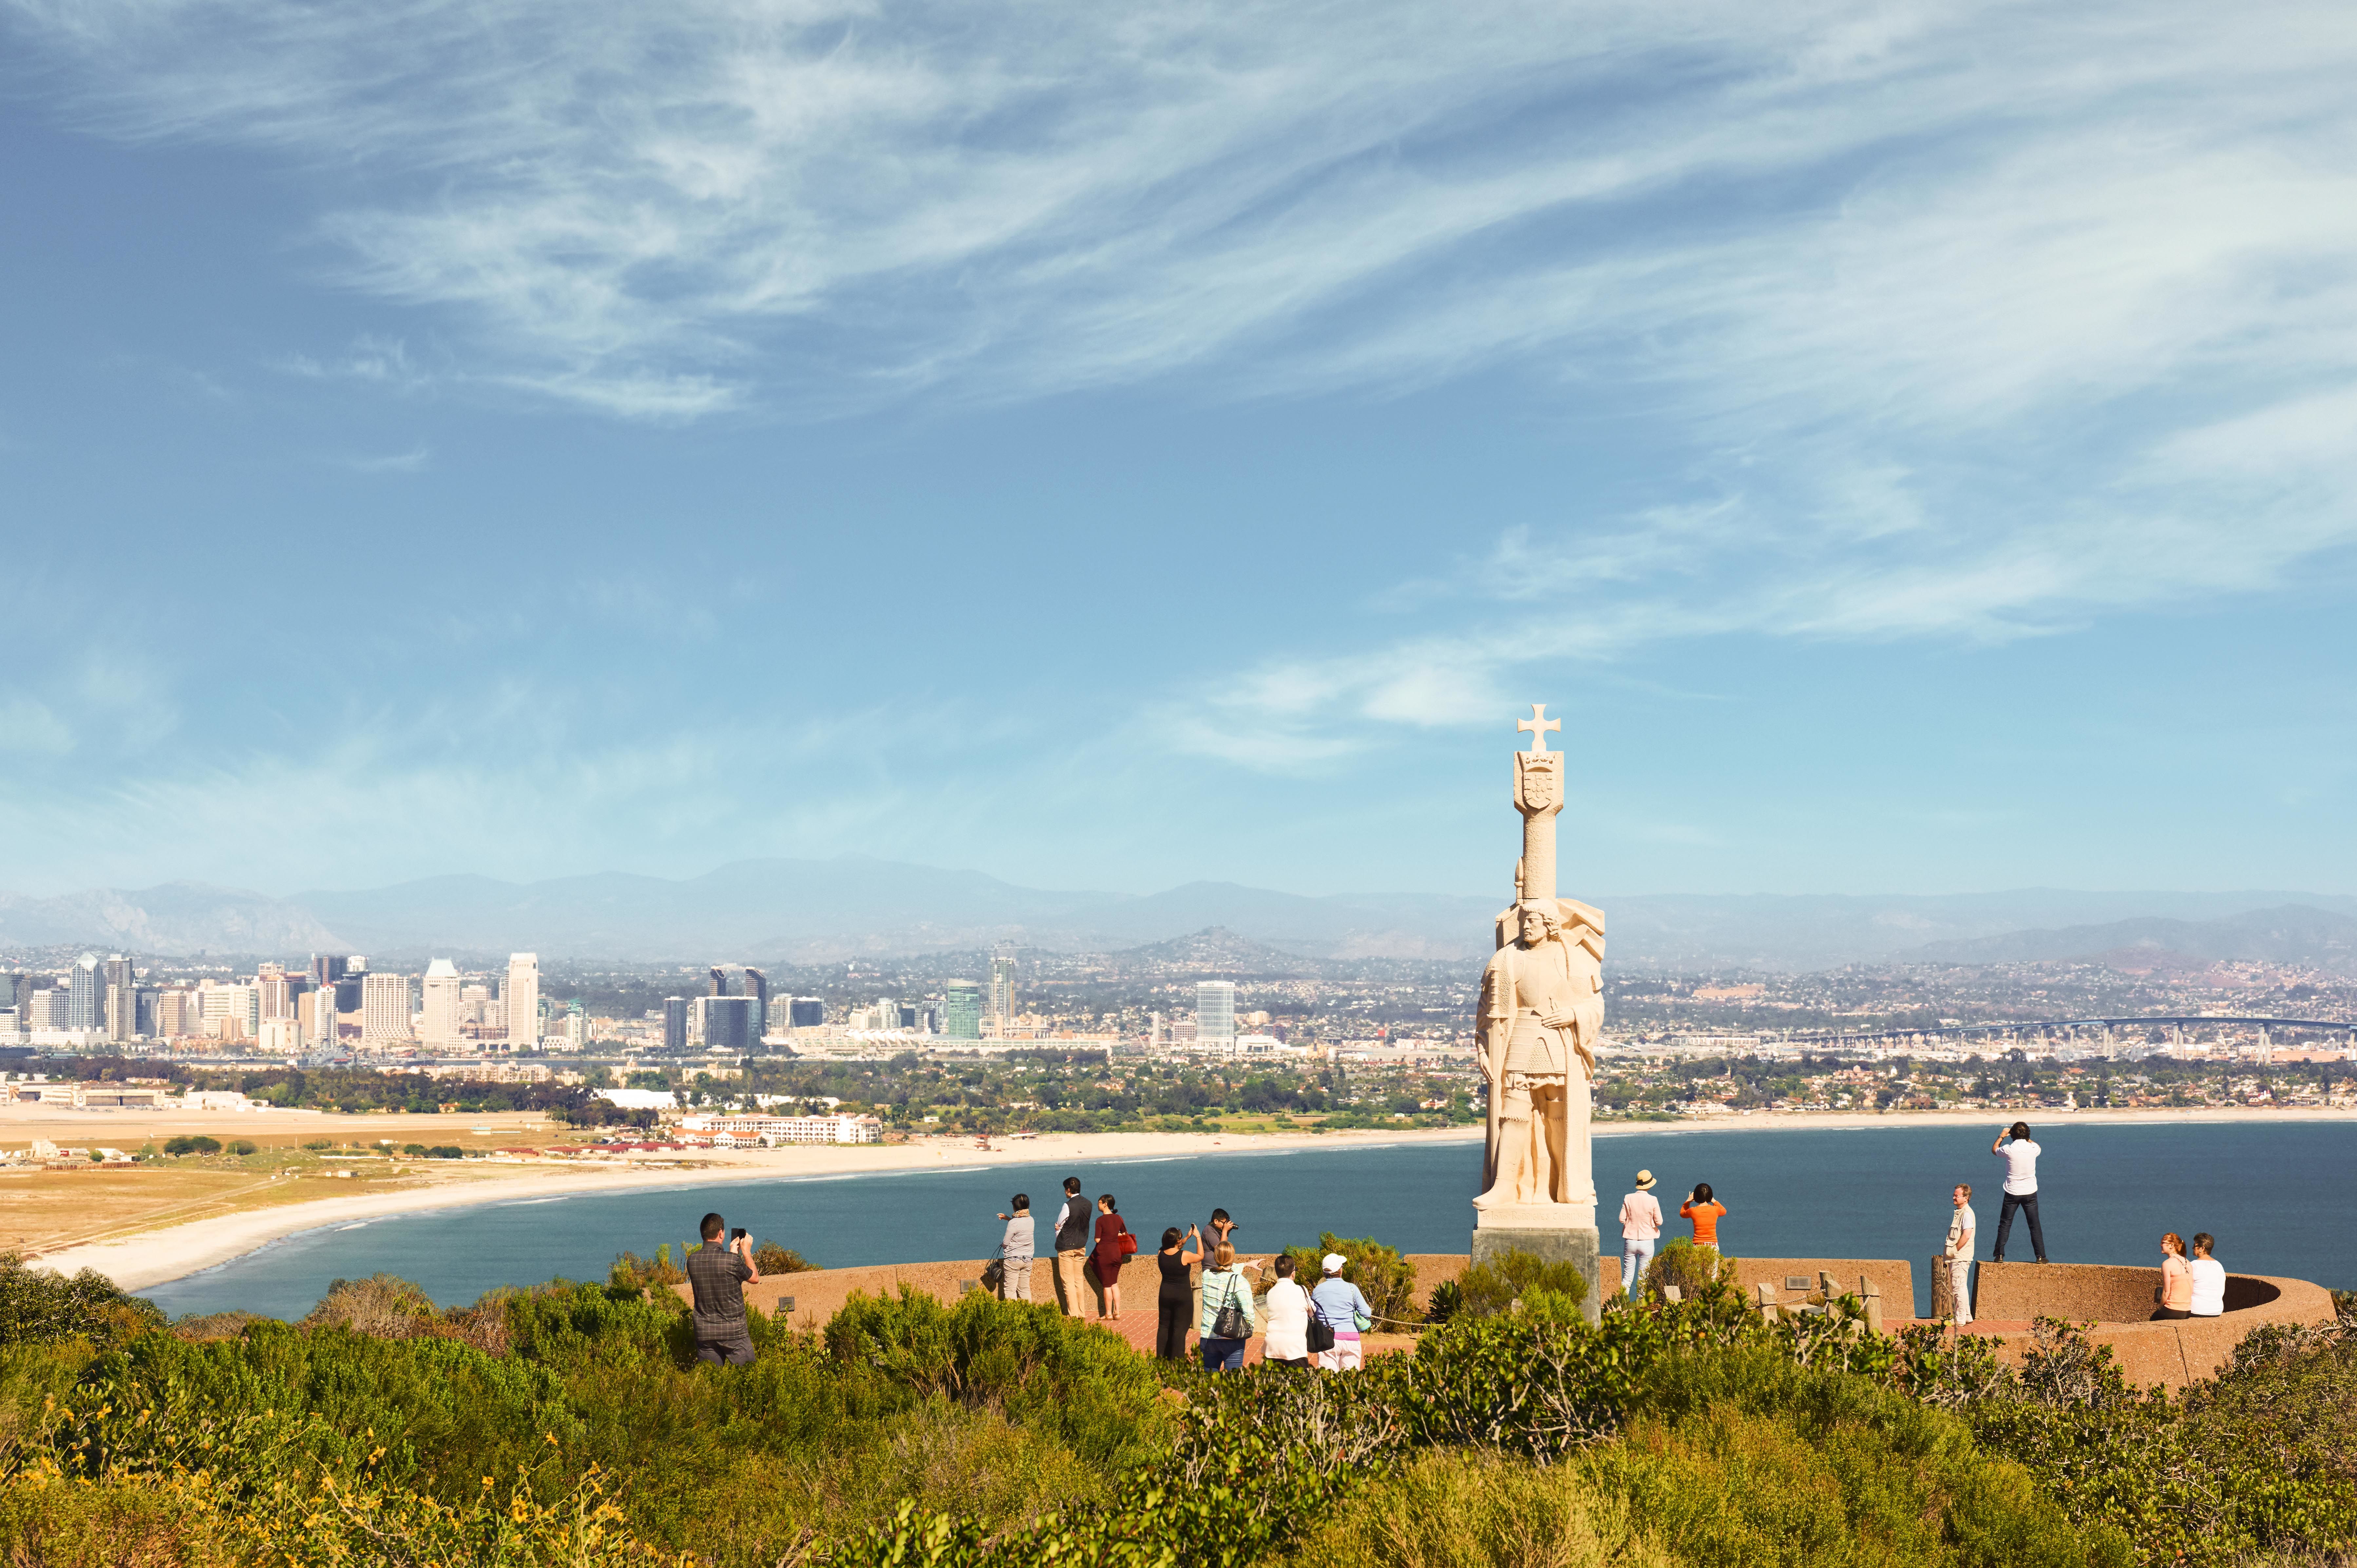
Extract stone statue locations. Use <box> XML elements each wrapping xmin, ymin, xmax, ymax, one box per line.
<box><xmin>1469</xmin><ymin>704</ymin><xmax>1606</xmax><ymax>1313</ymax></box>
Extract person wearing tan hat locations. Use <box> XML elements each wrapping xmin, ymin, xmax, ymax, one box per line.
<box><xmin>1619</xmin><ymin>1170</ymin><xmax>1664</xmax><ymax>1295</ymax></box>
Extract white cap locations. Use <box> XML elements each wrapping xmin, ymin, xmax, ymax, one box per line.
<box><xmin>1322</xmin><ymin>1253</ymin><xmax>1347</xmax><ymax>1274</ymax></box>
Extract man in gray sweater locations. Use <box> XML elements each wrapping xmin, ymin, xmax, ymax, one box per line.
<box><xmin>996</xmin><ymin>1192</ymin><xmax>1035</xmax><ymax>1301</ymax></box>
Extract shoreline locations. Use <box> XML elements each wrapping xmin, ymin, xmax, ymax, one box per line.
<box><xmin>30</xmin><ymin>1107</ymin><xmax>2357</xmax><ymax>1295</ymax></box>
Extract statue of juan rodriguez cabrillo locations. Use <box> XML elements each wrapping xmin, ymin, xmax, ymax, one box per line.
<box><xmin>1468</xmin><ymin>704</ymin><xmax>1606</xmax><ymax>1314</ymax></box>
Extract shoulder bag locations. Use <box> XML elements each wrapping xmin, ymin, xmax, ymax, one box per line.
<box><xmin>1118</xmin><ymin>1222</ymin><xmax>1137</xmax><ymax>1257</ymax></box>
<box><xmin>1210</xmin><ymin>1271</ymin><xmax>1249</xmax><ymax>1340</ymax></box>
<box><xmin>1304</xmin><ymin>1286</ymin><xmax>1337</xmax><ymax>1354</ymax></box>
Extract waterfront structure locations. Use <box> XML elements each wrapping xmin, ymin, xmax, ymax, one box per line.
<box><xmin>1472</xmin><ymin>704</ymin><xmax>1606</xmax><ymax>1318</ymax></box>
<box><xmin>361</xmin><ymin>972</ymin><xmax>412</xmax><ymax>1044</ymax></box>
<box><xmin>504</xmin><ymin>954</ymin><xmax>540</xmax><ymax>1048</ymax></box>
<box><xmin>680</xmin><ymin>1112</ymin><xmax>884</xmax><ymax>1145</ymax></box>
<box><xmin>1195</xmin><ymin>980</ymin><xmax>1236</xmax><ymax>1051</ymax></box>
<box><xmin>420</xmin><ymin>959</ymin><xmax>463</xmax><ymax>1046</ymax></box>
<box><xmin>943</xmin><ymin>979</ymin><xmax>981</xmax><ymax>1039</ymax></box>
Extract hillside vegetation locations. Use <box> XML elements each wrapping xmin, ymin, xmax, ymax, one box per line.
<box><xmin>2</xmin><ymin>1253</ymin><xmax>2353</xmax><ymax>1567</ymax></box>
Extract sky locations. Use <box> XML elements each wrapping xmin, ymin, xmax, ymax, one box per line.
<box><xmin>2</xmin><ymin>0</ymin><xmax>2354</xmax><ymax>902</ymax></box>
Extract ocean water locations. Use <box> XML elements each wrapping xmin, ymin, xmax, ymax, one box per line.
<box><xmin>139</xmin><ymin>1120</ymin><xmax>2357</xmax><ymax>1322</ymax></box>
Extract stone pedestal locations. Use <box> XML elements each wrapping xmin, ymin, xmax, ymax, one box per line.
<box><xmin>1471</xmin><ymin>1225</ymin><xmax>1602</xmax><ymax>1323</ymax></box>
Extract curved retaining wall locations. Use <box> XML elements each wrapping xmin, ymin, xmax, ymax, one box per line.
<box><xmin>1968</xmin><ymin>1260</ymin><xmax>2333</xmax><ymax>1390</ymax></box>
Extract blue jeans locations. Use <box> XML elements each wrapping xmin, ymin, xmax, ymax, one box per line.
<box><xmin>1200</xmin><ymin>1336</ymin><xmax>1247</xmax><ymax>1372</ymax></box>
<box><xmin>1621</xmin><ymin>1239</ymin><xmax>1656</xmax><ymax>1293</ymax></box>
<box><xmin>1993</xmin><ymin>1192</ymin><xmax>2046</xmax><ymax>1261</ymax></box>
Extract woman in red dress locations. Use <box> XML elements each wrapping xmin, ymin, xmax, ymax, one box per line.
<box><xmin>1089</xmin><ymin>1194</ymin><xmax>1133</xmax><ymax>1321</ymax></box>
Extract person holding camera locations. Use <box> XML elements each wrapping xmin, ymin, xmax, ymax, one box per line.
<box><xmin>686</xmin><ymin>1210</ymin><xmax>762</xmax><ymax>1366</ymax></box>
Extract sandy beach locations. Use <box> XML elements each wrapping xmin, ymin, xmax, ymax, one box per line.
<box><xmin>24</xmin><ymin>1105</ymin><xmax>2356</xmax><ymax>1294</ymax></box>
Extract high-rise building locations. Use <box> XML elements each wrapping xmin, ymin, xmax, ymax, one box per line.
<box><xmin>989</xmin><ymin>952</ymin><xmax>1017</xmax><ymax>1039</ymax></box>
<box><xmin>742</xmin><ymin>967</ymin><xmax>768</xmax><ymax>1035</ymax></box>
<box><xmin>662</xmin><ymin>996</ymin><xmax>689</xmax><ymax>1051</ymax></box>
<box><xmin>201</xmin><ymin>982</ymin><xmax>260</xmax><ymax>1040</ymax></box>
<box><xmin>943</xmin><ymin>980</ymin><xmax>981</xmax><ymax>1039</ymax></box>
<box><xmin>311</xmin><ymin>954</ymin><xmax>349</xmax><ymax>987</ymax></box>
<box><xmin>102</xmin><ymin>954</ymin><xmax>138</xmax><ymax>1040</ymax></box>
<box><xmin>788</xmin><ymin>997</ymin><xmax>825</xmax><ymax>1029</ymax></box>
<box><xmin>67</xmin><ymin>954</ymin><xmax>101</xmax><ymax>1031</ymax></box>
<box><xmin>361</xmin><ymin>973</ymin><xmax>412</xmax><ymax>1045</ymax></box>
<box><xmin>156</xmin><ymin>988</ymin><xmax>196</xmax><ymax>1039</ymax></box>
<box><xmin>420</xmin><ymin>959</ymin><xmax>463</xmax><ymax>1046</ymax></box>
<box><xmin>297</xmin><ymin>987</ymin><xmax>335</xmax><ymax>1046</ymax></box>
<box><xmin>1195</xmin><ymin>980</ymin><xmax>1237</xmax><ymax>1052</ymax></box>
<box><xmin>23</xmin><ymin>988</ymin><xmax>63</xmax><ymax>1031</ymax></box>
<box><xmin>708</xmin><ymin>966</ymin><xmax>728</xmax><ymax>997</ymax></box>
<box><xmin>505</xmin><ymin>954</ymin><xmax>540</xmax><ymax>1048</ymax></box>
<box><xmin>257</xmin><ymin>970</ymin><xmax>293</xmax><ymax>1022</ymax></box>
<box><xmin>693</xmin><ymin>995</ymin><xmax>759</xmax><ymax>1053</ymax></box>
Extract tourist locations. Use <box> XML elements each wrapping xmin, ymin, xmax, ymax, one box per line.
<box><xmin>994</xmin><ymin>1193</ymin><xmax>1034</xmax><ymax>1302</ymax></box>
<box><xmin>1261</xmin><ymin>1255</ymin><xmax>1312</xmax><ymax>1368</ymax></box>
<box><xmin>1310</xmin><ymin>1252</ymin><xmax>1373</xmax><ymax>1371</ymax></box>
<box><xmin>685</xmin><ymin>1211</ymin><xmax>761</xmax><ymax>1367</ymax></box>
<box><xmin>1197</xmin><ymin>1241</ymin><xmax>1258</xmax><ymax>1372</ymax></box>
<box><xmin>1944</xmin><ymin>1184</ymin><xmax>1977</xmax><ymax>1326</ymax></box>
<box><xmin>1679</xmin><ymin>1182</ymin><xmax>1727</xmax><ymax>1252</ymax></box>
<box><xmin>1052</xmin><ymin>1177</ymin><xmax>1093</xmax><ymax>1317</ymax></box>
<box><xmin>2153</xmin><ymin>1232</ymin><xmax>2192</xmax><ymax>1320</ymax></box>
<box><xmin>1090</xmin><ymin>1194</ymin><xmax>1133</xmax><ymax>1321</ymax></box>
<box><xmin>1619</xmin><ymin>1170</ymin><xmax>1663</xmax><ymax>1294</ymax></box>
<box><xmin>1153</xmin><ymin>1227</ymin><xmax>1192</xmax><ymax>1361</ymax></box>
<box><xmin>2187</xmin><ymin>1233</ymin><xmax>2226</xmax><ymax>1318</ymax></box>
<box><xmin>1989</xmin><ymin>1123</ymin><xmax>2048</xmax><ymax>1263</ymax></box>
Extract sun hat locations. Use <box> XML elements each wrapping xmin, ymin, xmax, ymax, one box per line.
<box><xmin>1634</xmin><ymin>1170</ymin><xmax>1656</xmax><ymax>1190</ymax></box>
<box><xmin>1321</xmin><ymin>1252</ymin><xmax>1348</xmax><ymax>1275</ymax></box>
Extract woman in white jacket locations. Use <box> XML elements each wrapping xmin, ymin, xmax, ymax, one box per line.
<box><xmin>1260</xmin><ymin>1255</ymin><xmax>1312</xmax><ymax>1367</ymax></box>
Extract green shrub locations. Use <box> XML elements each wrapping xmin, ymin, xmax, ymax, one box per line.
<box><xmin>426</xmin><ymin>1145</ymin><xmax>464</xmax><ymax>1160</ymax></box>
<box><xmin>225</xmin><ymin>1140</ymin><xmax>257</xmax><ymax>1157</ymax></box>
<box><xmin>401</xmin><ymin>1143</ymin><xmax>428</xmax><ymax>1156</ymax></box>
<box><xmin>1454</xmin><ymin>1248</ymin><xmax>1589</xmax><ymax>1319</ymax></box>
<box><xmin>754</xmin><ymin>1241</ymin><xmax>817</xmax><ymax>1274</ymax></box>
<box><xmin>301</xmin><ymin>1139</ymin><xmax>332</xmax><ymax>1151</ymax></box>
<box><xmin>1276</xmin><ymin>1232</ymin><xmax>1422</xmax><ymax>1327</ymax></box>
<box><xmin>1295</xmin><ymin>1448</ymin><xmax>1676</xmax><ymax>1568</ymax></box>
<box><xmin>0</xmin><ymin>1256</ymin><xmax>164</xmax><ymax>1350</ymax></box>
<box><xmin>162</xmin><ymin>1135</ymin><xmax>220</xmax><ymax>1157</ymax></box>
<box><xmin>1642</xmin><ymin>1237</ymin><xmax>1733</xmax><ymax>1301</ymax></box>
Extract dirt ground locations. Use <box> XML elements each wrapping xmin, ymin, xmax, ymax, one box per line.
<box><xmin>0</xmin><ymin>1104</ymin><xmax>571</xmax><ymax>1256</ymax></box>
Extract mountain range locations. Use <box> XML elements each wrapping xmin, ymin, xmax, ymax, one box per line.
<box><xmin>1902</xmin><ymin>904</ymin><xmax>2357</xmax><ymax>976</ymax></box>
<box><xmin>3</xmin><ymin>859</ymin><xmax>2355</xmax><ymax>973</ymax></box>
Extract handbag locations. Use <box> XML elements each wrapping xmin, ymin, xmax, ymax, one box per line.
<box><xmin>1118</xmin><ymin>1224</ymin><xmax>1137</xmax><ymax>1257</ymax></box>
<box><xmin>1210</xmin><ymin>1271</ymin><xmax>1248</xmax><ymax>1340</ymax></box>
<box><xmin>1304</xmin><ymin>1291</ymin><xmax>1337</xmax><ymax>1354</ymax></box>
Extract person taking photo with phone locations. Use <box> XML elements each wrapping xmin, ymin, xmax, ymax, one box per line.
<box><xmin>686</xmin><ymin>1211</ymin><xmax>762</xmax><ymax>1367</ymax></box>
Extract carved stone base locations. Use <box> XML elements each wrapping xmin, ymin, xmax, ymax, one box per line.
<box><xmin>1469</xmin><ymin>1224</ymin><xmax>1602</xmax><ymax>1323</ymax></box>
<box><xmin>1473</xmin><ymin>1200</ymin><xmax>1596</xmax><ymax>1230</ymax></box>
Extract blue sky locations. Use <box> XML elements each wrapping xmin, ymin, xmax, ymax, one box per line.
<box><xmin>2</xmin><ymin>0</ymin><xmax>2353</xmax><ymax>901</ymax></box>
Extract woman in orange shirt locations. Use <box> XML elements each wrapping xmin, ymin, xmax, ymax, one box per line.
<box><xmin>1680</xmin><ymin>1182</ymin><xmax>1728</xmax><ymax>1251</ymax></box>
<box><xmin>2152</xmin><ymin>1232</ymin><xmax>2193</xmax><ymax>1320</ymax></box>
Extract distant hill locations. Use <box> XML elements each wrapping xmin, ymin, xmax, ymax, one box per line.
<box><xmin>1107</xmin><ymin>925</ymin><xmax>1324</xmax><ymax>975</ymax></box>
<box><xmin>2</xmin><ymin>864</ymin><xmax>2353</xmax><ymax>972</ymax></box>
<box><xmin>1902</xmin><ymin>904</ymin><xmax>2357</xmax><ymax>975</ymax></box>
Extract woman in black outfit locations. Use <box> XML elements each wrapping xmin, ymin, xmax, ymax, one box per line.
<box><xmin>1154</xmin><ymin>1226</ymin><xmax>1191</xmax><ymax>1360</ymax></box>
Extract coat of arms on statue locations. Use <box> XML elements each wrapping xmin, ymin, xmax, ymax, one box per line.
<box><xmin>1473</xmin><ymin>704</ymin><xmax>1604</xmax><ymax>1234</ymax></box>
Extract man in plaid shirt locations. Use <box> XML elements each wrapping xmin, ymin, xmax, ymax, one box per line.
<box><xmin>686</xmin><ymin>1211</ymin><xmax>762</xmax><ymax>1366</ymax></box>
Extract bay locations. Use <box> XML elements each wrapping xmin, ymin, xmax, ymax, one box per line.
<box><xmin>140</xmin><ymin>1120</ymin><xmax>2357</xmax><ymax>1322</ymax></box>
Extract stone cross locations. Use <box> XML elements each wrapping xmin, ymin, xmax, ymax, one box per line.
<box><xmin>1517</xmin><ymin>703</ymin><xmax>1560</xmax><ymax>754</ymax></box>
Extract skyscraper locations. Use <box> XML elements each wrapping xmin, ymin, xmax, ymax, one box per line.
<box><xmin>420</xmin><ymin>959</ymin><xmax>463</xmax><ymax>1046</ymax></box>
<box><xmin>708</xmin><ymin>966</ymin><xmax>728</xmax><ymax>997</ymax></box>
<box><xmin>662</xmin><ymin>996</ymin><xmax>689</xmax><ymax>1051</ymax></box>
<box><xmin>788</xmin><ymin>997</ymin><xmax>825</xmax><ymax>1029</ymax></box>
<box><xmin>943</xmin><ymin>980</ymin><xmax>981</xmax><ymax>1039</ymax></box>
<box><xmin>1196</xmin><ymin>980</ymin><xmax>1237</xmax><ymax>1052</ymax></box>
<box><xmin>989</xmin><ymin>952</ymin><xmax>1017</xmax><ymax>1039</ymax></box>
<box><xmin>103</xmin><ymin>954</ymin><xmax>137</xmax><ymax>1041</ymax></box>
<box><xmin>67</xmin><ymin>954</ymin><xmax>101</xmax><ymax>1032</ymax></box>
<box><xmin>505</xmin><ymin>954</ymin><xmax>540</xmax><ymax>1049</ymax></box>
<box><xmin>361</xmin><ymin>972</ymin><xmax>412</xmax><ymax>1045</ymax></box>
<box><xmin>742</xmin><ymin>967</ymin><xmax>768</xmax><ymax>1036</ymax></box>
<box><xmin>693</xmin><ymin>995</ymin><xmax>758</xmax><ymax>1053</ymax></box>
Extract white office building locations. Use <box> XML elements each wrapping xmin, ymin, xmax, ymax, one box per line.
<box><xmin>1195</xmin><ymin>980</ymin><xmax>1237</xmax><ymax>1051</ymax></box>
<box><xmin>505</xmin><ymin>954</ymin><xmax>539</xmax><ymax>1048</ymax></box>
<box><xmin>361</xmin><ymin>972</ymin><xmax>413</xmax><ymax>1045</ymax></box>
<box><xmin>420</xmin><ymin>959</ymin><xmax>463</xmax><ymax>1045</ymax></box>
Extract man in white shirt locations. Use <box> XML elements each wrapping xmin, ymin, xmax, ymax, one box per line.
<box><xmin>1618</xmin><ymin>1170</ymin><xmax>1664</xmax><ymax>1296</ymax></box>
<box><xmin>1943</xmin><ymin>1184</ymin><xmax>1976</xmax><ymax>1325</ymax></box>
<box><xmin>2187</xmin><ymin>1232</ymin><xmax>2226</xmax><ymax>1317</ymax></box>
<box><xmin>1989</xmin><ymin>1122</ymin><xmax>2049</xmax><ymax>1263</ymax></box>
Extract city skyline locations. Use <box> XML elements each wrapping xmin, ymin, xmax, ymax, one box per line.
<box><xmin>4</xmin><ymin>1</ymin><xmax>2354</xmax><ymax>901</ymax></box>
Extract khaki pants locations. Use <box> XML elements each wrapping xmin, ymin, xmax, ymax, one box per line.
<box><xmin>1054</xmin><ymin>1249</ymin><xmax>1090</xmax><ymax>1316</ymax></box>
<box><xmin>1949</xmin><ymin>1257</ymin><xmax>1974</xmax><ymax>1326</ymax></box>
<box><xmin>1002</xmin><ymin>1259</ymin><xmax>1033</xmax><ymax>1301</ymax></box>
